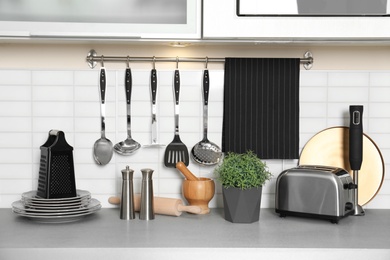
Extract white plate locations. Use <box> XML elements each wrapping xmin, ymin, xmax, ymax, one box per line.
<box><xmin>12</xmin><ymin>199</ymin><xmax>101</xmax><ymax>223</ymax></box>
<box><xmin>22</xmin><ymin>198</ymin><xmax>90</xmax><ymax>209</ymax></box>
<box><xmin>21</xmin><ymin>189</ymin><xmax>90</xmax><ymax>204</ymax></box>
<box><xmin>12</xmin><ymin>199</ymin><xmax>100</xmax><ymax>215</ymax></box>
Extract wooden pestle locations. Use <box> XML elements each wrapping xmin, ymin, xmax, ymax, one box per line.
<box><xmin>108</xmin><ymin>194</ymin><xmax>202</xmax><ymax>216</ymax></box>
<box><xmin>176</xmin><ymin>161</ymin><xmax>199</xmax><ymax>181</ymax></box>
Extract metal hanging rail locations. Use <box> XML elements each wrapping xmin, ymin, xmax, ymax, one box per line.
<box><xmin>86</xmin><ymin>49</ymin><xmax>314</xmax><ymax>70</ymax></box>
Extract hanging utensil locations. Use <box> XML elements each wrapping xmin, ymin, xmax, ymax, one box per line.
<box><xmin>349</xmin><ymin>105</ymin><xmax>365</xmax><ymax>216</ymax></box>
<box><xmin>164</xmin><ymin>67</ymin><xmax>189</xmax><ymax>167</ymax></box>
<box><xmin>144</xmin><ymin>58</ymin><xmax>165</xmax><ymax>148</ymax></box>
<box><xmin>191</xmin><ymin>65</ymin><xmax>222</xmax><ymax>165</ymax></box>
<box><xmin>114</xmin><ymin>61</ymin><xmax>141</xmax><ymax>155</ymax></box>
<box><xmin>93</xmin><ymin>62</ymin><xmax>114</xmax><ymax>165</ymax></box>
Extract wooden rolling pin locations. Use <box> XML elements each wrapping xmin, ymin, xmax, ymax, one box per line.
<box><xmin>108</xmin><ymin>194</ymin><xmax>202</xmax><ymax>216</ymax></box>
<box><xmin>176</xmin><ymin>161</ymin><xmax>199</xmax><ymax>181</ymax></box>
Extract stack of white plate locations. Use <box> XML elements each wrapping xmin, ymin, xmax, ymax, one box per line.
<box><xmin>12</xmin><ymin>189</ymin><xmax>101</xmax><ymax>223</ymax></box>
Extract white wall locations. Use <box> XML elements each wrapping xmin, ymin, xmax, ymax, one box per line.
<box><xmin>0</xmin><ymin>43</ymin><xmax>389</xmax><ymax>209</ymax></box>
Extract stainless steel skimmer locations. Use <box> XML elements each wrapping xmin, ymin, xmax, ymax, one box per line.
<box><xmin>114</xmin><ymin>67</ymin><xmax>141</xmax><ymax>155</ymax></box>
<box><xmin>191</xmin><ymin>69</ymin><xmax>222</xmax><ymax>165</ymax></box>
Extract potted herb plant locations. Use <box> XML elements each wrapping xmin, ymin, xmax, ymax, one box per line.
<box><xmin>214</xmin><ymin>150</ymin><xmax>272</xmax><ymax>223</ymax></box>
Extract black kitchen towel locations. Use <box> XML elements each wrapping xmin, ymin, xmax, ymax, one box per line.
<box><xmin>222</xmin><ymin>58</ymin><xmax>300</xmax><ymax>159</ymax></box>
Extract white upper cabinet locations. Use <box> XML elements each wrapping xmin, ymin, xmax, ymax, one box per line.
<box><xmin>203</xmin><ymin>0</ymin><xmax>390</xmax><ymax>41</ymax></box>
<box><xmin>0</xmin><ymin>0</ymin><xmax>201</xmax><ymax>40</ymax></box>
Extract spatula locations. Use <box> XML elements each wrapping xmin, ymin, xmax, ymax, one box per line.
<box><xmin>164</xmin><ymin>70</ymin><xmax>189</xmax><ymax>167</ymax></box>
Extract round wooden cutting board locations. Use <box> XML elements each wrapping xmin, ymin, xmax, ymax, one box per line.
<box><xmin>299</xmin><ymin>127</ymin><xmax>384</xmax><ymax>206</ymax></box>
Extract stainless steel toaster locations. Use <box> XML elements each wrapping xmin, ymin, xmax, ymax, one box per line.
<box><xmin>275</xmin><ymin>165</ymin><xmax>355</xmax><ymax>223</ymax></box>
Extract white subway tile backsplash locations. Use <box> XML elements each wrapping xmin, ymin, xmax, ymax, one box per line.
<box><xmin>300</xmin><ymin>71</ymin><xmax>328</xmax><ymax>87</ymax></box>
<box><xmin>32</xmin><ymin>102</ymin><xmax>74</xmax><ymax>117</ymax></box>
<box><xmin>300</xmin><ymin>103</ymin><xmax>327</xmax><ymax>117</ymax></box>
<box><xmin>328</xmin><ymin>87</ymin><xmax>369</xmax><ymax>102</ymax></box>
<box><xmin>369</xmin><ymin>119</ymin><xmax>390</xmax><ymax>133</ymax></box>
<box><xmin>0</xmin><ymin>179</ymin><xmax>33</xmax><ymax>194</ymax></box>
<box><xmin>369</xmin><ymin>103</ymin><xmax>390</xmax><ymax>117</ymax></box>
<box><xmin>75</xmin><ymin>86</ymin><xmax>101</xmax><ymax>101</ymax></box>
<box><xmin>1</xmin><ymin>69</ymin><xmax>390</xmax><ymax>209</ymax></box>
<box><xmin>300</xmin><ymin>86</ymin><xmax>327</xmax><ymax>102</ymax></box>
<box><xmin>0</xmin><ymin>70</ymin><xmax>31</xmax><ymax>85</ymax></box>
<box><xmin>368</xmin><ymin>133</ymin><xmax>390</xmax><ymax>148</ymax></box>
<box><xmin>0</xmin><ymin>133</ymin><xmax>32</xmax><ymax>148</ymax></box>
<box><xmin>157</xmin><ymin>70</ymin><xmax>177</xmax><ymax>86</ymax></box>
<box><xmin>369</xmin><ymin>72</ymin><xmax>390</xmax><ymax>87</ymax></box>
<box><xmin>328</xmin><ymin>72</ymin><xmax>370</xmax><ymax>87</ymax></box>
<box><xmin>32</xmin><ymin>71</ymin><xmax>74</xmax><ymax>86</ymax></box>
<box><xmin>0</xmin><ymin>164</ymin><xmax>33</xmax><ymax>179</ymax></box>
<box><xmin>74</xmin><ymin>117</ymin><xmax>99</xmax><ymax>132</ymax></box>
<box><xmin>74</xmin><ymin>102</ymin><xmax>99</xmax><ymax>117</ymax></box>
<box><xmin>32</xmin><ymin>117</ymin><xmax>74</xmax><ymax>132</ymax></box>
<box><xmin>327</xmin><ymin>103</ymin><xmax>364</xmax><ymax>118</ymax></box>
<box><xmin>370</xmin><ymin>87</ymin><xmax>390</xmax><ymax>102</ymax></box>
<box><xmin>0</xmin><ymin>85</ymin><xmax>31</xmax><ymax>101</ymax></box>
<box><xmin>33</xmin><ymin>86</ymin><xmax>73</xmax><ymax>101</ymax></box>
<box><xmin>0</xmin><ymin>117</ymin><xmax>31</xmax><ymax>132</ymax></box>
<box><xmin>327</xmin><ymin>117</ymin><xmax>349</xmax><ymax>127</ymax></box>
<box><xmin>299</xmin><ymin>118</ymin><xmax>327</xmax><ymax>133</ymax></box>
<box><xmin>0</xmin><ymin>102</ymin><xmax>31</xmax><ymax>117</ymax></box>
<box><xmin>0</xmin><ymin>149</ymin><xmax>32</xmax><ymax>164</ymax></box>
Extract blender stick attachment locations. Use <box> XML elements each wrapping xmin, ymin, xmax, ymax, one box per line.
<box><xmin>349</xmin><ymin>105</ymin><xmax>365</xmax><ymax>216</ymax></box>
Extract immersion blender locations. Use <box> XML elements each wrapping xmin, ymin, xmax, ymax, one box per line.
<box><xmin>349</xmin><ymin>105</ymin><xmax>365</xmax><ymax>216</ymax></box>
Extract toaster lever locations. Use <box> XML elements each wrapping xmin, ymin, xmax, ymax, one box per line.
<box><xmin>344</xmin><ymin>182</ymin><xmax>357</xmax><ymax>190</ymax></box>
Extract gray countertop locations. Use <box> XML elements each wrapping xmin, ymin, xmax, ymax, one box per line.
<box><xmin>1</xmin><ymin>208</ymin><xmax>390</xmax><ymax>260</ymax></box>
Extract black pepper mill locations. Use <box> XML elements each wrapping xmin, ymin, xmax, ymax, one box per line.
<box><xmin>349</xmin><ymin>105</ymin><xmax>365</xmax><ymax>216</ymax></box>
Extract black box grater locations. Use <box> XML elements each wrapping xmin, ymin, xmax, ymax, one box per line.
<box><xmin>37</xmin><ymin>130</ymin><xmax>77</xmax><ymax>199</ymax></box>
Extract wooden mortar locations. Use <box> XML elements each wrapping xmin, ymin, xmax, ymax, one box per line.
<box><xmin>182</xmin><ymin>177</ymin><xmax>215</xmax><ymax>214</ymax></box>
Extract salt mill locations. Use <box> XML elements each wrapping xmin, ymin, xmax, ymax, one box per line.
<box><xmin>140</xmin><ymin>168</ymin><xmax>155</xmax><ymax>220</ymax></box>
<box><xmin>120</xmin><ymin>165</ymin><xmax>135</xmax><ymax>220</ymax></box>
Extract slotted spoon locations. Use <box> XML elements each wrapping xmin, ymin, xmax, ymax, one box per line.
<box><xmin>164</xmin><ymin>69</ymin><xmax>189</xmax><ymax>167</ymax></box>
<box><xmin>191</xmin><ymin>69</ymin><xmax>222</xmax><ymax>165</ymax></box>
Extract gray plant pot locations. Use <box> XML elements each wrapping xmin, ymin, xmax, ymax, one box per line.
<box><xmin>222</xmin><ymin>186</ymin><xmax>262</xmax><ymax>223</ymax></box>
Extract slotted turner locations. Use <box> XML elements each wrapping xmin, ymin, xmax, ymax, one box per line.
<box><xmin>164</xmin><ymin>70</ymin><xmax>189</xmax><ymax>167</ymax></box>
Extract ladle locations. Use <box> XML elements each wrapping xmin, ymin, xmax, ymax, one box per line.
<box><xmin>114</xmin><ymin>64</ymin><xmax>141</xmax><ymax>155</ymax></box>
<box><xmin>93</xmin><ymin>66</ymin><xmax>114</xmax><ymax>165</ymax></box>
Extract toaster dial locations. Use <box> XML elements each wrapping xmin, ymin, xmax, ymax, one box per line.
<box><xmin>345</xmin><ymin>202</ymin><xmax>354</xmax><ymax>211</ymax></box>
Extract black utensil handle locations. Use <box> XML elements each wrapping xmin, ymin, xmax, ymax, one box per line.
<box><xmin>349</xmin><ymin>105</ymin><xmax>363</xmax><ymax>170</ymax></box>
<box><xmin>100</xmin><ymin>68</ymin><xmax>106</xmax><ymax>104</ymax></box>
<box><xmin>174</xmin><ymin>70</ymin><xmax>180</xmax><ymax>105</ymax></box>
<box><xmin>125</xmin><ymin>68</ymin><xmax>132</xmax><ymax>105</ymax></box>
<box><xmin>203</xmin><ymin>69</ymin><xmax>210</xmax><ymax>106</ymax></box>
<box><xmin>151</xmin><ymin>69</ymin><xmax>157</xmax><ymax>105</ymax></box>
